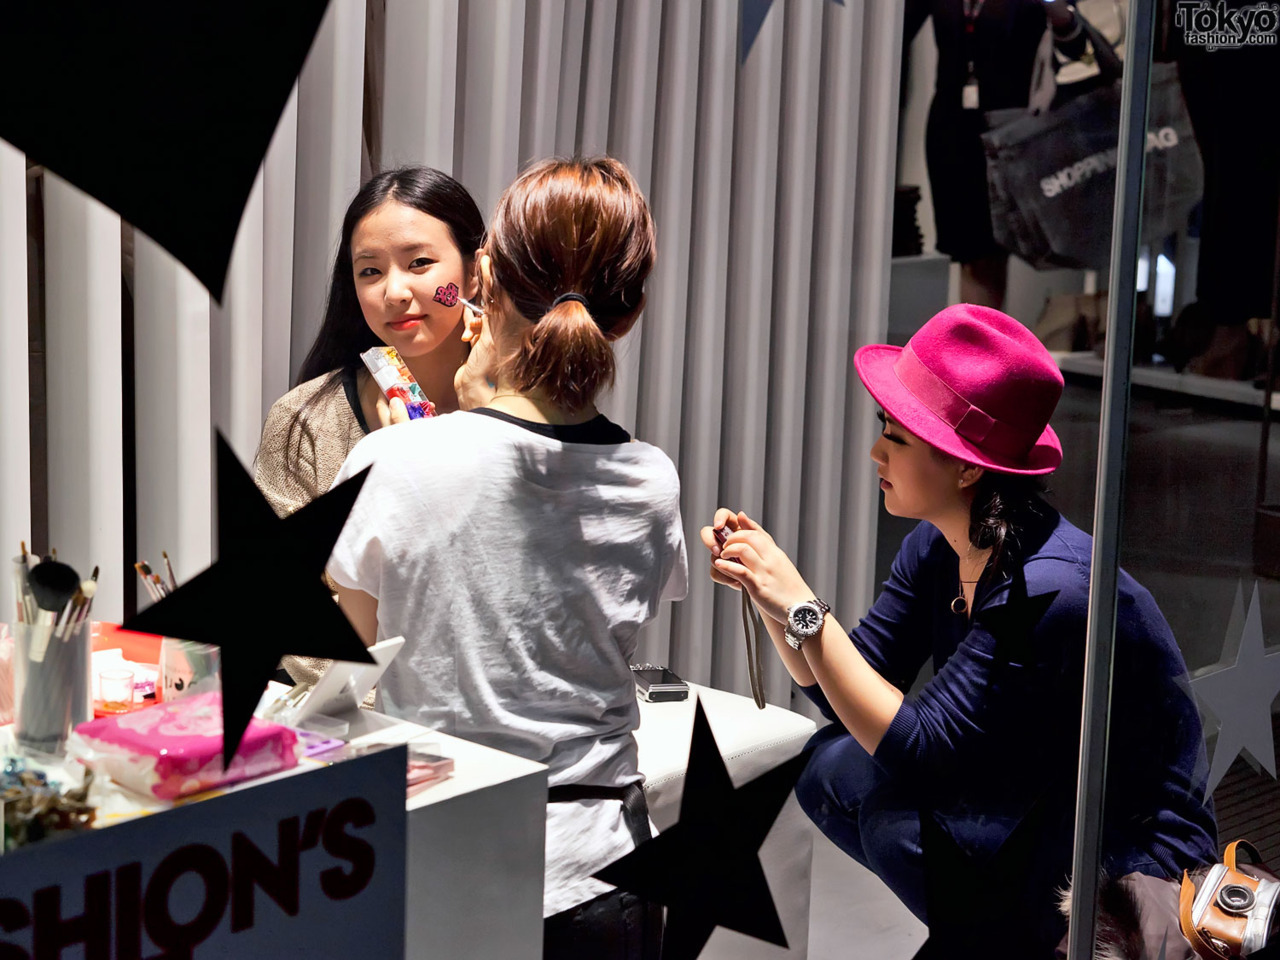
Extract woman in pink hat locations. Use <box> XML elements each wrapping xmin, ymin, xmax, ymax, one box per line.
<box><xmin>702</xmin><ymin>304</ymin><xmax>1216</xmax><ymax>952</ymax></box>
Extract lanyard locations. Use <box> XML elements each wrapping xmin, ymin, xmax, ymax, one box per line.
<box><xmin>962</xmin><ymin>0</ymin><xmax>986</xmax><ymax>33</ymax></box>
<box><xmin>962</xmin><ymin>0</ymin><xmax>986</xmax><ymax>83</ymax></box>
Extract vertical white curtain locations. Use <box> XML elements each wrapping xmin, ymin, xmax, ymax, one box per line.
<box><xmin>133</xmin><ymin>236</ymin><xmax>213</xmax><ymax>603</ymax></box>
<box><xmin>291</xmin><ymin>0</ymin><xmax>366</xmax><ymax>384</ymax></box>
<box><xmin>8</xmin><ymin>0</ymin><xmax>905</xmax><ymax>709</ymax></box>
<box><xmin>42</xmin><ymin>175</ymin><xmax>124</xmax><ymax>621</ymax></box>
<box><xmin>0</xmin><ymin>142</ymin><xmax>30</xmax><ymax>625</ymax></box>
<box><xmin>632</xmin><ymin>0</ymin><xmax>703</xmax><ymax>666</ymax></box>
<box><xmin>381</xmin><ymin>1</ymin><xmax>459</xmax><ymax>174</ymax></box>
<box><xmin>600</xmin><ymin>0</ymin><xmax>661</xmax><ymax>436</ymax></box>
<box><xmin>840</xmin><ymin>0</ymin><xmax>905</xmax><ymax>624</ymax></box>
<box><xmin>759</xmin><ymin>0</ymin><xmax>826</xmax><ymax>704</ymax></box>
<box><xmin>712</xmin><ymin>4</ymin><xmax>786</xmax><ymax>695</ymax></box>
<box><xmin>261</xmin><ymin>89</ymin><xmax>300</xmax><ymax>423</ymax></box>
<box><xmin>668</xmin><ymin>0</ymin><xmax>739</xmax><ymax>684</ymax></box>
<box><xmin>456</xmin><ymin>0</ymin><xmax>527</xmax><ymax>215</ymax></box>
<box><xmin>211</xmin><ymin>172</ymin><xmax>266</xmax><ymax>466</ymax></box>
<box><xmin>801</xmin><ymin>0</ymin><xmax>870</xmax><ymax>616</ymax></box>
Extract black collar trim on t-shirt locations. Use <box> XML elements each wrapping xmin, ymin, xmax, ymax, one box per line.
<box><xmin>468</xmin><ymin>407</ymin><xmax>631</xmax><ymax>445</ymax></box>
<box><xmin>340</xmin><ymin>365</ymin><xmax>372</xmax><ymax>435</ymax></box>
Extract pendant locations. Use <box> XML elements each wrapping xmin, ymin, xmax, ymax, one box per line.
<box><xmin>951</xmin><ymin>594</ymin><xmax>967</xmax><ymax>615</ymax></box>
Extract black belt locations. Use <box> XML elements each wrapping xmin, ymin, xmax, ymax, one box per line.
<box><xmin>547</xmin><ymin>781</ymin><xmax>652</xmax><ymax>848</ymax></box>
<box><xmin>547</xmin><ymin>781</ymin><xmax>663</xmax><ymax>958</ymax></box>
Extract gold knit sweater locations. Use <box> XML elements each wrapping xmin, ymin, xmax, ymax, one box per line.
<box><xmin>253</xmin><ymin>370</ymin><xmax>374</xmax><ymax>697</ymax></box>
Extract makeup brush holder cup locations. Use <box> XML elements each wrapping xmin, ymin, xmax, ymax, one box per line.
<box><xmin>12</xmin><ymin>618</ymin><xmax>92</xmax><ymax>758</ymax></box>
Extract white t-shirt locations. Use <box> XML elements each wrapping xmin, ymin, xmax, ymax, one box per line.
<box><xmin>328</xmin><ymin>410</ymin><xmax>688</xmax><ymax>915</ymax></box>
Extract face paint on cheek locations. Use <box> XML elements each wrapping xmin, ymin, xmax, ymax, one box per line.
<box><xmin>433</xmin><ymin>283</ymin><xmax>459</xmax><ymax>307</ymax></box>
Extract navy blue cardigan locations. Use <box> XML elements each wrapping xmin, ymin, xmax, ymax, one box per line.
<box><xmin>801</xmin><ymin>509</ymin><xmax>1217</xmax><ymax>879</ymax></box>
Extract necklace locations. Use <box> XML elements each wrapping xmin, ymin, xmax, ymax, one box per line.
<box><xmin>951</xmin><ymin>577</ymin><xmax>983</xmax><ymax>616</ymax></box>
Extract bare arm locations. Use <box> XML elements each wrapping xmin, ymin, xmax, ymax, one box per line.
<box><xmin>335</xmin><ymin>583</ymin><xmax>379</xmax><ymax>648</ymax></box>
<box><xmin>787</xmin><ymin>613</ymin><xmax>904</xmax><ymax>755</ymax></box>
<box><xmin>701</xmin><ymin>510</ymin><xmax>905</xmax><ymax>755</ymax></box>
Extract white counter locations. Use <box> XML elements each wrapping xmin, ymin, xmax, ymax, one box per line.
<box><xmin>343</xmin><ymin>709</ymin><xmax>549</xmax><ymax>960</ymax></box>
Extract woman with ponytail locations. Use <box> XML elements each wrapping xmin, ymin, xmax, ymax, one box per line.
<box><xmin>327</xmin><ymin>157</ymin><xmax>686</xmax><ymax>958</ymax></box>
<box><xmin>701</xmin><ymin>305</ymin><xmax>1217</xmax><ymax>953</ymax></box>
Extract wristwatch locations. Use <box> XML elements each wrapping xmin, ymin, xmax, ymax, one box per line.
<box><xmin>784</xmin><ymin>598</ymin><xmax>831</xmax><ymax>650</ymax></box>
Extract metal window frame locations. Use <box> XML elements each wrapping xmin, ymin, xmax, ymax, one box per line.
<box><xmin>1067</xmin><ymin>0</ymin><xmax>1158</xmax><ymax>956</ymax></box>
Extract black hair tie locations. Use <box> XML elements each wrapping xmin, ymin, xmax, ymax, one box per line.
<box><xmin>551</xmin><ymin>292</ymin><xmax>589</xmax><ymax>309</ymax></box>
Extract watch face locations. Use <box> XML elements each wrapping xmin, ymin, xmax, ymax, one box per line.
<box><xmin>791</xmin><ymin>603</ymin><xmax>823</xmax><ymax>636</ymax></box>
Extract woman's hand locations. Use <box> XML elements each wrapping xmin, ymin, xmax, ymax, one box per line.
<box><xmin>699</xmin><ymin>508</ymin><xmax>747</xmax><ymax>589</ymax></box>
<box><xmin>700</xmin><ymin>510</ymin><xmax>814</xmax><ymax>624</ymax></box>
<box><xmin>376</xmin><ymin>394</ymin><xmax>411</xmax><ymax>427</ymax></box>
<box><xmin>454</xmin><ymin>304</ymin><xmax>497</xmax><ymax>410</ymax></box>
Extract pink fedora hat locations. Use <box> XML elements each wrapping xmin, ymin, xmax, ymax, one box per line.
<box><xmin>854</xmin><ymin>304</ymin><xmax>1063</xmax><ymax>475</ymax></box>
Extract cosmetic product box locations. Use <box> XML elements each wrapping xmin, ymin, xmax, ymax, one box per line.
<box><xmin>74</xmin><ymin>691</ymin><xmax>301</xmax><ymax>800</ymax></box>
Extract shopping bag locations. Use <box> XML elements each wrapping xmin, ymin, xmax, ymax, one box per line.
<box><xmin>982</xmin><ymin>21</ymin><xmax>1202</xmax><ymax>270</ymax></box>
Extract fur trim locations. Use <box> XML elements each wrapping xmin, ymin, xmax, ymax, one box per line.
<box><xmin>1057</xmin><ymin>875</ymin><xmax>1147</xmax><ymax>960</ymax></box>
<box><xmin>1057</xmin><ymin>882</ymin><xmax>1073</xmax><ymax>918</ymax></box>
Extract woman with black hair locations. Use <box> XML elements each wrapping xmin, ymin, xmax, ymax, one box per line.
<box><xmin>253</xmin><ymin>165</ymin><xmax>486</xmax><ymax>520</ymax></box>
<box><xmin>702</xmin><ymin>305</ymin><xmax>1216</xmax><ymax>953</ymax></box>
<box><xmin>253</xmin><ymin>166</ymin><xmax>484</xmax><ymax>690</ymax></box>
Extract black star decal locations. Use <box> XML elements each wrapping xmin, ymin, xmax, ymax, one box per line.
<box><xmin>976</xmin><ymin>574</ymin><xmax>1058</xmax><ymax>665</ymax></box>
<box><xmin>0</xmin><ymin>2</ymin><xmax>329</xmax><ymax>301</ymax></box>
<box><xmin>594</xmin><ymin>697</ymin><xmax>809</xmax><ymax>960</ymax></box>
<box><xmin>123</xmin><ymin>433</ymin><xmax>375</xmax><ymax>767</ymax></box>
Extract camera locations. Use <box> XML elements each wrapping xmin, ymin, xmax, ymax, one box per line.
<box><xmin>631</xmin><ymin>663</ymin><xmax>689</xmax><ymax>702</ymax></box>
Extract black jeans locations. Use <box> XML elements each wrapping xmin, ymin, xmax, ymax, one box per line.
<box><xmin>542</xmin><ymin>887</ymin><xmax>661</xmax><ymax>960</ymax></box>
<box><xmin>542</xmin><ymin>782</ymin><xmax>662</xmax><ymax>960</ymax></box>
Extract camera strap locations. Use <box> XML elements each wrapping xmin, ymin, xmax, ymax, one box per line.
<box><xmin>741</xmin><ymin>591</ymin><xmax>767</xmax><ymax>710</ymax></box>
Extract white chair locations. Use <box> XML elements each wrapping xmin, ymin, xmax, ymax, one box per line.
<box><xmin>636</xmin><ymin>683</ymin><xmax>818</xmax><ymax>959</ymax></box>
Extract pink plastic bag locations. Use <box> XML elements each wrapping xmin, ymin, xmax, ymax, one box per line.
<box><xmin>75</xmin><ymin>691</ymin><xmax>300</xmax><ymax>800</ymax></box>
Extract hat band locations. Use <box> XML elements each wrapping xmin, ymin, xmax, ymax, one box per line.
<box><xmin>893</xmin><ymin>345</ymin><xmax>1035</xmax><ymax>459</ymax></box>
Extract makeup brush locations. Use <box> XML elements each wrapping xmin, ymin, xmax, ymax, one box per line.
<box><xmin>73</xmin><ymin>579</ymin><xmax>97</xmax><ymax>629</ymax></box>
<box><xmin>27</xmin><ymin>558</ymin><xmax>80</xmax><ymax>613</ymax></box>
<box><xmin>162</xmin><ymin>551</ymin><xmax>177</xmax><ymax>591</ymax></box>
<box><xmin>56</xmin><ymin>584</ymin><xmax>83</xmax><ymax>640</ymax></box>
<box><xmin>135</xmin><ymin>562</ymin><xmax>162</xmax><ymax>602</ymax></box>
<box><xmin>140</xmin><ymin>561</ymin><xmax>168</xmax><ymax>597</ymax></box>
<box><xmin>12</xmin><ymin>548</ymin><xmax>32</xmax><ymax>624</ymax></box>
<box><xmin>64</xmin><ymin>578</ymin><xmax>97</xmax><ymax>728</ymax></box>
<box><xmin>26</xmin><ymin>558</ymin><xmax>80</xmax><ymax>647</ymax></box>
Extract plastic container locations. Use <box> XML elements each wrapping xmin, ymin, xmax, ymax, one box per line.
<box><xmin>12</xmin><ymin>618</ymin><xmax>92</xmax><ymax>758</ymax></box>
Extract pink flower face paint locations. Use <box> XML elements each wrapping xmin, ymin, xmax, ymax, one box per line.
<box><xmin>433</xmin><ymin>282</ymin><xmax>459</xmax><ymax>307</ymax></box>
